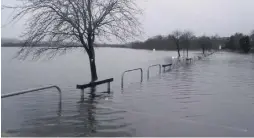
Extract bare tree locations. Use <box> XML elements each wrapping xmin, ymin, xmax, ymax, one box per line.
<box><xmin>4</xmin><ymin>0</ymin><xmax>142</xmax><ymax>82</ymax></box>
<box><xmin>180</xmin><ymin>30</ymin><xmax>194</xmax><ymax>58</ymax></box>
<box><xmin>169</xmin><ymin>30</ymin><xmax>182</xmax><ymax>57</ymax></box>
<box><xmin>198</xmin><ymin>36</ymin><xmax>211</xmax><ymax>54</ymax></box>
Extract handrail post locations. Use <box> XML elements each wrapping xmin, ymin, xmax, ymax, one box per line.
<box><xmin>140</xmin><ymin>69</ymin><xmax>143</xmax><ymax>82</ymax></box>
<box><xmin>147</xmin><ymin>70</ymin><xmax>149</xmax><ymax>80</ymax></box>
<box><xmin>54</xmin><ymin>86</ymin><xmax>62</xmax><ymax>103</ymax></box>
<box><xmin>121</xmin><ymin>72</ymin><xmax>124</xmax><ymax>89</ymax></box>
<box><xmin>121</xmin><ymin>68</ymin><xmax>143</xmax><ymax>89</ymax></box>
<box><xmin>107</xmin><ymin>82</ymin><xmax>110</xmax><ymax>92</ymax></box>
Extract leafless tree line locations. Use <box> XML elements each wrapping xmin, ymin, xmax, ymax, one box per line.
<box><xmin>169</xmin><ymin>30</ymin><xmax>194</xmax><ymax>57</ymax></box>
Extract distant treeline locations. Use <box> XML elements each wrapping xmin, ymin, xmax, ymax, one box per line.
<box><xmin>129</xmin><ymin>35</ymin><xmax>226</xmax><ymax>50</ymax></box>
<box><xmin>2</xmin><ymin>30</ymin><xmax>254</xmax><ymax>53</ymax></box>
<box><xmin>1</xmin><ymin>42</ymin><xmax>127</xmax><ymax>48</ymax></box>
<box><xmin>225</xmin><ymin>32</ymin><xmax>254</xmax><ymax>53</ymax></box>
<box><xmin>130</xmin><ymin>31</ymin><xmax>254</xmax><ymax>52</ymax></box>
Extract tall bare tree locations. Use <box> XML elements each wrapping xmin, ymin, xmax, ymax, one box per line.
<box><xmin>4</xmin><ymin>0</ymin><xmax>142</xmax><ymax>82</ymax></box>
<box><xmin>169</xmin><ymin>30</ymin><xmax>182</xmax><ymax>57</ymax></box>
<box><xmin>180</xmin><ymin>30</ymin><xmax>194</xmax><ymax>58</ymax></box>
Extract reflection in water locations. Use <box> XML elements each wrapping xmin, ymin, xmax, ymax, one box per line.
<box><xmin>77</xmin><ymin>87</ymin><xmax>97</xmax><ymax>136</ymax></box>
<box><xmin>77</xmin><ymin>87</ymin><xmax>131</xmax><ymax>137</ymax></box>
<box><xmin>171</xmin><ymin>64</ymin><xmax>196</xmax><ymax>106</ymax></box>
<box><xmin>57</xmin><ymin>100</ymin><xmax>62</xmax><ymax>117</ymax></box>
<box><xmin>4</xmin><ymin>86</ymin><xmax>128</xmax><ymax>137</ymax></box>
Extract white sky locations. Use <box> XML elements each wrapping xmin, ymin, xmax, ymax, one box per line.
<box><xmin>1</xmin><ymin>0</ymin><xmax>254</xmax><ymax>42</ymax></box>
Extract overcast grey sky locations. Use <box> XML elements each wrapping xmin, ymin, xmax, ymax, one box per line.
<box><xmin>1</xmin><ymin>0</ymin><xmax>254</xmax><ymax>42</ymax></box>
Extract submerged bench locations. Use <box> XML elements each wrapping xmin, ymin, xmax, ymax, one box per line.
<box><xmin>77</xmin><ymin>78</ymin><xmax>114</xmax><ymax>92</ymax></box>
<box><xmin>162</xmin><ymin>63</ymin><xmax>172</xmax><ymax>72</ymax></box>
<box><xmin>186</xmin><ymin>58</ymin><xmax>192</xmax><ymax>62</ymax></box>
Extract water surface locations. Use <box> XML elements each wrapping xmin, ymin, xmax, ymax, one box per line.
<box><xmin>2</xmin><ymin>48</ymin><xmax>254</xmax><ymax>136</ymax></box>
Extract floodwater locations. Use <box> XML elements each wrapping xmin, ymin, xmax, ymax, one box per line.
<box><xmin>1</xmin><ymin>47</ymin><xmax>254</xmax><ymax>136</ymax></box>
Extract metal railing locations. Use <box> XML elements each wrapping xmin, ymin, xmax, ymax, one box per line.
<box><xmin>119</xmin><ymin>51</ymin><xmax>217</xmax><ymax>89</ymax></box>
<box><xmin>2</xmin><ymin>85</ymin><xmax>62</xmax><ymax>102</ymax></box>
<box><xmin>121</xmin><ymin>68</ymin><xmax>143</xmax><ymax>88</ymax></box>
<box><xmin>147</xmin><ymin>64</ymin><xmax>161</xmax><ymax>80</ymax></box>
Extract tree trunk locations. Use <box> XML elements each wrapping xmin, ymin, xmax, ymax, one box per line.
<box><xmin>177</xmin><ymin>44</ymin><xmax>181</xmax><ymax>57</ymax></box>
<box><xmin>87</xmin><ymin>28</ymin><xmax>98</xmax><ymax>82</ymax></box>
<box><xmin>187</xmin><ymin>47</ymin><xmax>189</xmax><ymax>58</ymax></box>
<box><xmin>88</xmin><ymin>53</ymin><xmax>98</xmax><ymax>82</ymax></box>
<box><xmin>87</xmin><ymin>41</ymin><xmax>98</xmax><ymax>82</ymax></box>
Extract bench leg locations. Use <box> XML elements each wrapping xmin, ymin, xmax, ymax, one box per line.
<box><xmin>107</xmin><ymin>82</ymin><xmax>110</xmax><ymax>93</ymax></box>
<box><xmin>80</xmin><ymin>89</ymin><xmax>84</xmax><ymax>102</ymax></box>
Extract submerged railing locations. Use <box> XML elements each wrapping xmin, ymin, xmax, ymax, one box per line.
<box><xmin>120</xmin><ymin>51</ymin><xmax>217</xmax><ymax>89</ymax></box>
<box><xmin>2</xmin><ymin>85</ymin><xmax>62</xmax><ymax>101</ymax></box>
<box><xmin>147</xmin><ymin>64</ymin><xmax>161</xmax><ymax>80</ymax></box>
<box><xmin>121</xmin><ymin>68</ymin><xmax>143</xmax><ymax>88</ymax></box>
<box><xmin>2</xmin><ymin>85</ymin><xmax>63</xmax><ymax>125</ymax></box>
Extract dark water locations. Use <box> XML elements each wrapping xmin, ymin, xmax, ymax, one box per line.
<box><xmin>2</xmin><ymin>48</ymin><xmax>254</xmax><ymax>136</ymax></box>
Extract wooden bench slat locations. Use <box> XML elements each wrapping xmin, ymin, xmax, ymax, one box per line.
<box><xmin>77</xmin><ymin>78</ymin><xmax>113</xmax><ymax>89</ymax></box>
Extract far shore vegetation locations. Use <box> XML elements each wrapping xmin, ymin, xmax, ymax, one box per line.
<box><xmin>2</xmin><ymin>30</ymin><xmax>254</xmax><ymax>53</ymax></box>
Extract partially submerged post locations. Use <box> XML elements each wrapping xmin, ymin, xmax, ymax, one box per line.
<box><xmin>186</xmin><ymin>58</ymin><xmax>192</xmax><ymax>63</ymax></box>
